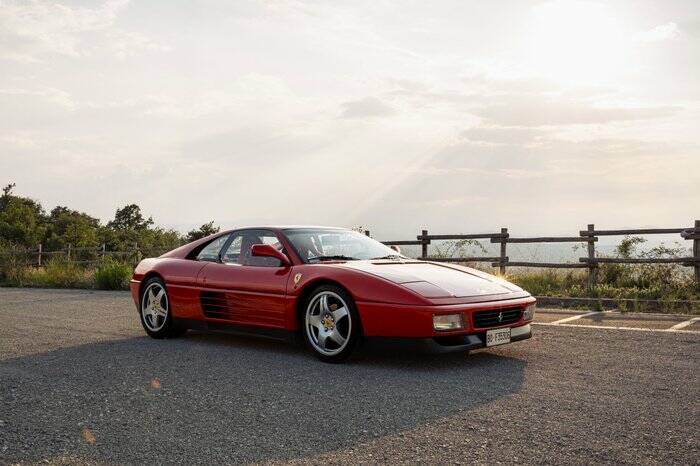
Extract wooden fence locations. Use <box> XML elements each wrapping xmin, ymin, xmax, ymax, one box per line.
<box><xmin>374</xmin><ymin>220</ymin><xmax>700</xmax><ymax>288</ymax></box>
<box><xmin>2</xmin><ymin>221</ymin><xmax>699</xmax><ymax>288</ymax></box>
<box><xmin>0</xmin><ymin>243</ymin><xmax>154</xmax><ymax>267</ymax></box>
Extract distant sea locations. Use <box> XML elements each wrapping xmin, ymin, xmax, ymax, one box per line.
<box><xmin>386</xmin><ymin>234</ymin><xmax>692</xmax><ymax>263</ymax></box>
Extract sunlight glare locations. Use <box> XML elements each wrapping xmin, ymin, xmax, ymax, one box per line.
<box><xmin>521</xmin><ymin>1</ymin><xmax>629</xmax><ymax>86</ymax></box>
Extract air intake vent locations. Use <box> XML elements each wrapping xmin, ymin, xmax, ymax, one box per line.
<box><xmin>200</xmin><ymin>291</ymin><xmax>229</xmax><ymax>319</ymax></box>
<box><xmin>472</xmin><ymin>307</ymin><xmax>522</xmax><ymax>329</ymax></box>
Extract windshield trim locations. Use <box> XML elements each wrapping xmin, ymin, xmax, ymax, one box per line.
<box><xmin>281</xmin><ymin>228</ymin><xmax>398</xmax><ymax>264</ymax></box>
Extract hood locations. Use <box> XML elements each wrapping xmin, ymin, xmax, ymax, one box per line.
<box><xmin>338</xmin><ymin>260</ymin><xmax>524</xmax><ymax>299</ymax></box>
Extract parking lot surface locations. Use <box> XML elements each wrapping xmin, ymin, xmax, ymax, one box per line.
<box><xmin>1</xmin><ymin>288</ymin><xmax>698</xmax><ymax>465</ymax></box>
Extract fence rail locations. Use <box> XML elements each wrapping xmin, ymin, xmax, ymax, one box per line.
<box><xmin>375</xmin><ymin>219</ymin><xmax>700</xmax><ymax>288</ymax></box>
<box><xmin>0</xmin><ymin>243</ymin><xmax>160</xmax><ymax>268</ymax></box>
<box><xmin>3</xmin><ymin>220</ymin><xmax>700</xmax><ymax>288</ymax></box>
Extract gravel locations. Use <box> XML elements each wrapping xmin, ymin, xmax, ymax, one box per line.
<box><xmin>0</xmin><ymin>288</ymin><xmax>698</xmax><ymax>465</ymax></box>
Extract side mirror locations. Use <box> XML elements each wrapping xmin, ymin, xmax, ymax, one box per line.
<box><xmin>251</xmin><ymin>244</ymin><xmax>290</xmax><ymax>266</ymax></box>
<box><xmin>389</xmin><ymin>245</ymin><xmax>401</xmax><ymax>254</ymax></box>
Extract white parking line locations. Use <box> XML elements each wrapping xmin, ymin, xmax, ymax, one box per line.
<box><xmin>533</xmin><ymin>322</ymin><xmax>700</xmax><ymax>335</ymax></box>
<box><xmin>667</xmin><ymin>317</ymin><xmax>700</xmax><ymax>331</ymax></box>
<box><xmin>549</xmin><ymin>311</ymin><xmax>609</xmax><ymax>325</ymax></box>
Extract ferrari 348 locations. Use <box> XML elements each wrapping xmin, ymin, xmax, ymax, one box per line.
<box><xmin>131</xmin><ymin>226</ymin><xmax>535</xmax><ymax>362</ymax></box>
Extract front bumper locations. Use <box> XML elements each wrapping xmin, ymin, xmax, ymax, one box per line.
<box><xmin>364</xmin><ymin>323</ymin><xmax>532</xmax><ymax>354</ymax></box>
<box><xmin>356</xmin><ymin>296</ymin><xmax>536</xmax><ymax>338</ymax></box>
<box><xmin>129</xmin><ymin>279</ymin><xmax>141</xmax><ymax>308</ymax></box>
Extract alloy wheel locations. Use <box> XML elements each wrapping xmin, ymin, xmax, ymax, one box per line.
<box><xmin>141</xmin><ymin>282</ymin><xmax>168</xmax><ymax>332</ymax></box>
<box><xmin>305</xmin><ymin>291</ymin><xmax>352</xmax><ymax>356</ymax></box>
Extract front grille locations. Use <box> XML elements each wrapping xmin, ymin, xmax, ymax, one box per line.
<box><xmin>472</xmin><ymin>307</ymin><xmax>522</xmax><ymax>329</ymax></box>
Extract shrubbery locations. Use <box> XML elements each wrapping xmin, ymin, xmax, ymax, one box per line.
<box><xmin>94</xmin><ymin>258</ymin><xmax>133</xmax><ymax>290</ymax></box>
<box><xmin>1</xmin><ymin>258</ymin><xmax>132</xmax><ymax>290</ymax></box>
<box><xmin>4</xmin><ymin>257</ymin><xmax>92</xmax><ymax>289</ymax></box>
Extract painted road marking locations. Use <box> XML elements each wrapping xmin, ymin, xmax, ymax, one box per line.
<box><xmin>549</xmin><ymin>311</ymin><xmax>609</xmax><ymax>325</ymax></box>
<box><xmin>533</xmin><ymin>322</ymin><xmax>700</xmax><ymax>335</ymax></box>
<box><xmin>667</xmin><ymin>317</ymin><xmax>700</xmax><ymax>331</ymax></box>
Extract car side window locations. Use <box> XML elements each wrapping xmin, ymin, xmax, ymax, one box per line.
<box><xmin>195</xmin><ymin>234</ymin><xmax>230</xmax><ymax>262</ymax></box>
<box><xmin>221</xmin><ymin>230</ymin><xmax>284</xmax><ymax>267</ymax></box>
<box><xmin>221</xmin><ymin>235</ymin><xmax>242</xmax><ymax>263</ymax></box>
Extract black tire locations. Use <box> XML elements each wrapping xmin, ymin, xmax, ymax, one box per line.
<box><xmin>139</xmin><ymin>277</ymin><xmax>186</xmax><ymax>339</ymax></box>
<box><xmin>301</xmin><ymin>284</ymin><xmax>363</xmax><ymax>363</ymax></box>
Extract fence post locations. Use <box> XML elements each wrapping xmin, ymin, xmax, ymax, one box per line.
<box><xmin>66</xmin><ymin>244</ymin><xmax>72</xmax><ymax>261</ymax></box>
<box><xmin>101</xmin><ymin>243</ymin><xmax>106</xmax><ymax>260</ymax></box>
<box><xmin>37</xmin><ymin>244</ymin><xmax>42</xmax><ymax>267</ymax></box>
<box><xmin>586</xmin><ymin>224</ymin><xmax>596</xmax><ymax>292</ymax></box>
<box><xmin>420</xmin><ymin>229</ymin><xmax>429</xmax><ymax>259</ymax></box>
<box><xmin>694</xmin><ymin>220</ymin><xmax>700</xmax><ymax>286</ymax></box>
<box><xmin>499</xmin><ymin>228</ymin><xmax>508</xmax><ymax>275</ymax></box>
<box><xmin>135</xmin><ymin>243</ymin><xmax>142</xmax><ymax>262</ymax></box>
<box><xmin>364</xmin><ymin>230</ymin><xmax>370</xmax><ymax>237</ymax></box>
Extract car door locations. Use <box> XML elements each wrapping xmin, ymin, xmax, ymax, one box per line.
<box><xmin>197</xmin><ymin>229</ymin><xmax>291</xmax><ymax>329</ymax></box>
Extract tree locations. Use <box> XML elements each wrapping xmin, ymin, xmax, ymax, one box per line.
<box><xmin>185</xmin><ymin>221</ymin><xmax>220</xmax><ymax>242</ymax></box>
<box><xmin>107</xmin><ymin>204</ymin><xmax>153</xmax><ymax>231</ymax></box>
<box><xmin>102</xmin><ymin>204</ymin><xmax>182</xmax><ymax>255</ymax></box>
<box><xmin>2</xmin><ymin>182</ymin><xmax>16</xmax><ymax>197</ymax></box>
<box><xmin>44</xmin><ymin>206</ymin><xmax>100</xmax><ymax>250</ymax></box>
<box><xmin>0</xmin><ymin>182</ymin><xmax>46</xmax><ymax>247</ymax></box>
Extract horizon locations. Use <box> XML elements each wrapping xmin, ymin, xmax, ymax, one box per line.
<box><xmin>2</xmin><ymin>0</ymin><xmax>699</xmax><ymax>239</ymax></box>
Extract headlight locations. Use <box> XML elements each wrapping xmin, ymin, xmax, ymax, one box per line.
<box><xmin>433</xmin><ymin>314</ymin><xmax>464</xmax><ymax>331</ymax></box>
<box><xmin>523</xmin><ymin>303</ymin><xmax>536</xmax><ymax>321</ymax></box>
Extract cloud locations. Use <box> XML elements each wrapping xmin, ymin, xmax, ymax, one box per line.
<box><xmin>0</xmin><ymin>0</ymin><xmax>168</xmax><ymax>61</ymax></box>
<box><xmin>462</xmin><ymin>126</ymin><xmax>546</xmax><ymax>145</ymax></box>
<box><xmin>636</xmin><ymin>22</ymin><xmax>681</xmax><ymax>43</ymax></box>
<box><xmin>178</xmin><ymin>126</ymin><xmax>327</xmax><ymax>164</ymax></box>
<box><xmin>340</xmin><ymin>97</ymin><xmax>395</xmax><ymax>119</ymax></box>
<box><xmin>473</xmin><ymin>95</ymin><xmax>679</xmax><ymax>127</ymax></box>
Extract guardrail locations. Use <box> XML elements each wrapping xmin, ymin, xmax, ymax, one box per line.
<box><xmin>374</xmin><ymin>219</ymin><xmax>700</xmax><ymax>288</ymax></box>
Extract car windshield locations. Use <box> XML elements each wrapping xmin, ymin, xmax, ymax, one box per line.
<box><xmin>283</xmin><ymin>228</ymin><xmax>403</xmax><ymax>263</ymax></box>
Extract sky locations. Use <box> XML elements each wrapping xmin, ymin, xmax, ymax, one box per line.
<box><xmin>1</xmin><ymin>0</ymin><xmax>699</xmax><ymax>240</ymax></box>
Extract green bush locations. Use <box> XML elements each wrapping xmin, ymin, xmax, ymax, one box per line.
<box><xmin>94</xmin><ymin>258</ymin><xmax>132</xmax><ymax>290</ymax></box>
<box><xmin>2</xmin><ymin>257</ymin><xmax>93</xmax><ymax>288</ymax></box>
<box><xmin>34</xmin><ymin>257</ymin><xmax>92</xmax><ymax>288</ymax></box>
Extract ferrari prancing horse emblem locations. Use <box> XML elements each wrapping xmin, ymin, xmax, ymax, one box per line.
<box><xmin>293</xmin><ymin>273</ymin><xmax>303</xmax><ymax>287</ymax></box>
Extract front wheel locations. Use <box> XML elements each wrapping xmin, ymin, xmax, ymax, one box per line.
<box><xmin>303</xmin><ymin>285</ymin><xmax>362</xmax><ymax>363</ymax></box>
<box><xmin>139</xmin><ymin>277</ymin><xmax>185</xmax><ymax>339</ymax></box>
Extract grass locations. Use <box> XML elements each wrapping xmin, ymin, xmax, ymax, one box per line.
<box><xmin>1</xmin><ymin>257</ymin><xmax>131</xmax><ymax>290</ymax></box>
<box><xmin>1</xmin><ymin>236</ymin><xmax>698</xmax><ymax>312</ymax></box>
<box><xmin>502</xmin><ymin>264</ymin><xmax>699</xmax><ymax>302</ymax></box>
<box><xmin>94</xmin><ymin>258</ymin><xmax>133</xmax><ymax>290</ymax></box>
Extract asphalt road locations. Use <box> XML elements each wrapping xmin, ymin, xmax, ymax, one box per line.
<box><xmin>0</xmin><ymin>288</ymin><xmax>698</xmax><ymax>465</ymax></box>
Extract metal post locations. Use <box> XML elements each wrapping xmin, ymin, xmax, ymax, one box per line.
<box><xmin>66</xmin><ymin>244</ymin><xmax>72</xmax><ymax>261</ymax></box>
<box><xmin>420</xmin><ymin>229</ymin><xmax>429</xmax><ymax>260</ymax></box>
<box><xmin>499</xmin><ymin>228</ymin><xmax>508</xmax><ymax>275</ymax></box>
<box><xmin>586</xmin><ymin>224</ymin><xmax>596</xmax><ymax>292</ymax></box>
<box><xmin>37</xmin><ymin>244</ymin><xmax>42</xmax><ymax>267</ymax></box>
<box><xmin>694</xmin><ymin>220</ymin><xmax>700</xmax><ymax>286</ymax></box>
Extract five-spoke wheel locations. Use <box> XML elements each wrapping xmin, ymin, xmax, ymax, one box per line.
<box><xmin>142</xmin><ymin>281</ymin><xmax>168</xmax><ymax>332</ymax></box>
<box><xmin>139</xmin><ymin>277</ymin><xmax>184</xmax><ymax>338</ymax></box>
<box><xmin>303</xmin><ymin>285</ymin><xmax>361</xmax><ymax>362</ymax></box>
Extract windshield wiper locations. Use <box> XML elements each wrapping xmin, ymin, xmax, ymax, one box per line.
<box><xmin>370</xmin><ymin>254</ymin><xmax>404</xmax><ymax>260</ymax></box>
<box><xmin>309</xmin><ymin>255</ymin><xmax>359</xmax><ymax>262</ymax></box>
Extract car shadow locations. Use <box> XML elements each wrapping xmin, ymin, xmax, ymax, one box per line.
<box><xmin>1</xmin><ymin>331</ymin><xmax>526</xmax><ymax>464</ymax></box>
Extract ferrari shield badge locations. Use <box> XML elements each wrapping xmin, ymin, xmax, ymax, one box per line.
<box><xmin>293</xmin><ymin>273</ymin><xmax>303</xmax><ymax>287</ymax></box>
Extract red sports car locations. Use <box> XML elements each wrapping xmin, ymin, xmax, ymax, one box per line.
<box><xmin>131</xmin><ymin>226</ymin><xmax>535</xmax><ymax>362</ymax></box>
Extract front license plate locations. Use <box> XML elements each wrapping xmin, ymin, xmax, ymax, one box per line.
<box><xmin>485</xmin><ymin>327</ymin><xmax>511</xmax><ymax>347</ymax></box>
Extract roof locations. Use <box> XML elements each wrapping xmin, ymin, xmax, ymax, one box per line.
<box><xmin>223</xmin><ymin>225</ymin><xmax>349</xmax><ymax>231</ymax></box>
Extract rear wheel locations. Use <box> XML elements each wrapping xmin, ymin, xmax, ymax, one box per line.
<box><xmin>139</xmin><ymin>277</ymin><xmax>185</xmax><ymax>339</ymax></box>
<box><xmin>303</xmin><ymin>285</ymin><xmax>362</xmax><ymax>363</ymax></box>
